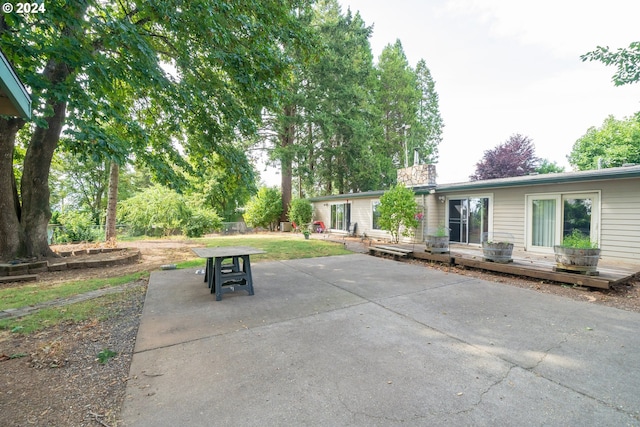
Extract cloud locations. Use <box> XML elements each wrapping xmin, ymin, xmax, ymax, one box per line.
<box><xmin>442</xmin><ymin>0</ymin><xmax>640</xmax><ymax>57</ymax></box>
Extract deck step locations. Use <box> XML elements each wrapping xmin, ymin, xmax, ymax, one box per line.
<box><xmin>369</xmin><ymin>246</ymin><xmax>412</xmax><ymax>258</ymax></box>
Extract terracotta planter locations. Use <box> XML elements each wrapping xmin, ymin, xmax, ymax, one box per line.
<box><xmin>482</xmin><ymin>241</ymin><xmax>514</xmax><ymax>263</ymax></box>
<box><xmin>426</xmin><ymin>235</ymin><xmax>449</xmax><ymax>254</ymax></box>
<box><xmin>553</xmin><ymin>246</ymin><xmax>601</xmax><ymax>274</ymax></box>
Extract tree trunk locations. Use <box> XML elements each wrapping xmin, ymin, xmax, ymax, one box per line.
<box><xmin>0</xmin><ymin>118</ymin><xmax>27</xmax><ymax>261</ymax></box>
<box><xmin>105</xmin><ymin>162</ymin><xmax>119</xmax><ymax>242</ymax></box>
<box><xmin>279</xmin><ymin>105</ymin><xmax>295</xmax><ymax>223</ymax></box>
<box><xmin>21</xmin><ymin>98</ymin><xmax>68</xmax><ymax>258</ymax></box>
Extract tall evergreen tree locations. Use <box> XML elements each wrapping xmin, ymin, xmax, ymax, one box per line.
<box><xmin>305</xmin><ymin>2</ymin><xmax>380</xmax><ymax>194</ymax></box>
<box><xmin>412</xmin><ymin>59</ymin><xmax>444</xmax><ymax>164</ymax></box>
<box><xmin>267</xmin><ymin>0</ymin><xmax>381</xmax><ymax>199</ymax></box>
<box><xmin>375</xmin><ymin>40</ymin><xmax>420</xmax><ymax>171</ymax></box>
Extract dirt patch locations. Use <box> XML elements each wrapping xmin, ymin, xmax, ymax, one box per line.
<box><xmin>0</xmin><ymin>238</ymin><xmax>638</xmax><ymax>426</ymax></box>
<box><xmin>0</xmin><ymin>240</ymin><xmax>201</xmax><ymax>427</ymax></box>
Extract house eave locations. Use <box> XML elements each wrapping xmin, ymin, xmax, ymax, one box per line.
<box><xmin>309</xmin><ymin>190</ymin><xmax>387</xmax><ymax>202</ymax></box>
<box><xmin>0</xmin><ymin>49</ymin><xmax>31</xmax><ymax>119</ymax></box>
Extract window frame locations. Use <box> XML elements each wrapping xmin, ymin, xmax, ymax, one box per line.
<box><xmin>330</xmin><ymin>202</ymin><xmax>350</xmax><ymax>231</ymax></box>
<box><xmin>525</xmin><ymin>191</ymin><xmax>601</xmax><ymax>253</ymax></box>
<box><xmin>372</xmin><ymin>200</ymin><xmax>382</xmax><ymax>230</ymax></box>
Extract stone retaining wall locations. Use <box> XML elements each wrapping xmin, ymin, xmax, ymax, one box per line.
<box><xmin>0</xmin><ymin>248</ymin><xmax>141</xmax><ymax>282</ymax></box>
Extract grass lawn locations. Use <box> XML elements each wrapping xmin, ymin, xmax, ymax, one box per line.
<box><xmin>0</xmin><ymin>234</ymin><xmax>352</xmax><ymax>334</ymax></box>
<box><xmin>179</xmin><ymin>233</ymin><xmax>352</xmax><ymax>268</ymax></box>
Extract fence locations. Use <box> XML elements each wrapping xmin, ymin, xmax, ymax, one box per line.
<box><xmin>220</xmin><ymin>222</ymin><xmax>251</xmax><ymax>235</ymax></box>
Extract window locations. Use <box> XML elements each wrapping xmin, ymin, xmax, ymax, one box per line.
<box><xmin>330</xmin><ymin>203</ymin><xmax>350</xmax><ymax>231</ymax></box>
<box><xmin>372</xmin><ymin>201</ymin><xmax>381</xmax><ymax>230</ymax></box>
<box><xmin>531</xmin><ymin>198</ymin><xmax>557</xmax><ymax>247</ymax></box>
<box><xmin>526</xmin><ymin>192</ymin><xmax>599</xmax><ymax>252</ymax></box>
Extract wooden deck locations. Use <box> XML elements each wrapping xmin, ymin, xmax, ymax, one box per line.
<box><xmin>372</xmin><ymin>243</ymin><xmax>638</xmax><ymax>290</ymax></box>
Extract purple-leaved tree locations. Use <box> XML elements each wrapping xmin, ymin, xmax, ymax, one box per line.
<box><xmin>470</xmin><ymin>134</ymin><xmax>539</xmax><ymax>181</ymax></box>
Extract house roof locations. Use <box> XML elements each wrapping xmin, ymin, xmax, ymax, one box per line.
<box><xmin>435</xmin><ymin>164</ymin><xmax>640</xmax><ymax>193</ymax></box>
<box><xmin>309</xmin><ymin>164</ymin><xmax>640</xmax><ymax>201</ymax></box>
<box><xmin>0</xmin><ymin>49</ymin><xmax>31</xmax><ymax>119</ymax></box>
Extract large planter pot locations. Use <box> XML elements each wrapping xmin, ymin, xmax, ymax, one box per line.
<box><xmin>426</xmin><ymin>235</ymin><xmax>449</xmax><ymax>254</ymax></box>
<box><xmin>553</xmin><ymin>246</ymin><xmax>601</xmax><ymax>274</ymax></box>
<box><xmin>482</xmin><ymin>241</ymin><xmax>514</xmax><ymax>263</ymax></box>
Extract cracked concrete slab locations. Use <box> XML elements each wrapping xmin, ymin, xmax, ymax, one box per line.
<box><xmin>121</xmin><ymin>254</ymin><xmax>640</xmax><ymax>426</ymax></box>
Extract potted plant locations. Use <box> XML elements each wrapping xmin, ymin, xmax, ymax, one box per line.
<box><xmin>302</xmin><ymin>229</ymin><xmax>311</xmax><ymax>240</ymax></box>
<box><xmin>553</xmin><ymin>230</ymin><xmax>601</xmax><ymax>274</ymax></box>
<box><xmin>482</xmin><ymin>232</ymin><xmax>514</xmax><ymax>263</ymax></box>
<box><xmin>425</xmin><ymin>225</ymin><xmax>449</xmax><ymax>254</ymax></box>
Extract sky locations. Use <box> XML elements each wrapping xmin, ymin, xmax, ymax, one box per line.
<box><xmin>338</xmin><ymin>0</ymin><xmax>640</xmax><ymax>184</ymax></box>
<box><xmin>261</xmin><ymin>0</ymin><xmax>640</xmax><ymax>186</ymax></box>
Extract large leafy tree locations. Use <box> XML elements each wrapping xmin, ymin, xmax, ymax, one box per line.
<box><xmin>186</xmin><ymin>145</ymin><xmax>258</xmax><ymax>221</ymax></box>
<box><xmin>576</xmin><ymin>41</ymin><xmax>640</xmax><ymax>171</ymax></box>
<box><xmin>470</xmin><ymin>134</ymin><xmax>538</xmax><ymax>180</ymax></box>
<box><xmin>50</xmin><ymin>151</ymin><xmax>109</xmax><ymax>224</ymax></box>
<box><xmin>568</xmin><ymin>114</ymin><xmax>640</xmax><ymax>170</ymax></box>
<box><xmin>0</xmin><ymin>1</ymin><xmax>311</xmax><ymax>261</ymax></box>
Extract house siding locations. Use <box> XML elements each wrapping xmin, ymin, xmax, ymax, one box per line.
<box><xmin>600</xmin><ymin>179</ymin><xmax>640</xmax><ymax>261</ymax></box>
<box><xmin>312</xmin><ymin>195</ymin><xmax>427</xmax><ymax>243</ymax></box>
<box><xmin>437</xmin><ymin>178</ymin><xmax>640</xmax><ymax>263</ymax></box>
<box><xmin>310</xmin><ymin>167</ymin><xmax>640</xmax><ymax>264</ymax></box>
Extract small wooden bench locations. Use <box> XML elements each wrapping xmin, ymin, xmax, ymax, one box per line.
<box><xmin>368</xmin><ymin>245</ymin><xmax>413</xmax><ymax>259</ymax></box>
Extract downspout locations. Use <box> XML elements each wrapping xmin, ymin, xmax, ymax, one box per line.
<box><xmin>422</xmin><ymin>193</ymin><xmax>426</xmax><ymax>242</ymax></box>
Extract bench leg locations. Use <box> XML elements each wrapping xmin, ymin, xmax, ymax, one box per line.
<box><xmin>241</xmin><ymin>255</ymin><xmax>254</xmax><ymax>296</ymax></box>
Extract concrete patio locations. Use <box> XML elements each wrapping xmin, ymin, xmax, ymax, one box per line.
<box><xmin>121</xmin><ymin>253</ymin><xmax>640</xmax><ymax>426</ymax></box>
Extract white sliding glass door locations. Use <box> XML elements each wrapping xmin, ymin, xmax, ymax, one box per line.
<box><xmin>526</xmin><ymin>192</ymin><xmax>599</xmax><ymax>252</ymax></box>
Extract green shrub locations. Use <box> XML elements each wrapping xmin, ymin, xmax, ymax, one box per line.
<box><xmin>243</xmin><ymin>187</ymin><xmax>282</xmax><ymax>231</ymax></box>
<box><xmin>51</xmin><ymin>210</ymin><xmax>102</xmax><ymax>243</ymax></box>
<box><xmin>378</xmin><ymin>185</ymin><xmax>419</xmax><ymax>243</ymax></box>
<box><xmin>288</xmin><ymin>198</ymin><xmax>313</xmax><ymax>231</ymax></box>
<box><xmin>561</xmin><ymin>230</ymin><xmax>598</xmax><ymax>249</ymax></box>
<box><xmin>118</xmin><ymin>184</ymin><xmax>189</xmax><ymax>236</ymax></box>
<box><xmin>183</xmin><ymin>207</ymin><xmax>222</xmax><ymax>238</ymax></box>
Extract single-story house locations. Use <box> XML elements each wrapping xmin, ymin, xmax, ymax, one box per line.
<box><xmin>0</xmin><ymin>48</ymin><xmax>31</xmax><ymax>119</ymax></box>
<box><xmin>310</xmin><ymin>164</ymin><xmax>640</xmax><ymax>264</ymax></box>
